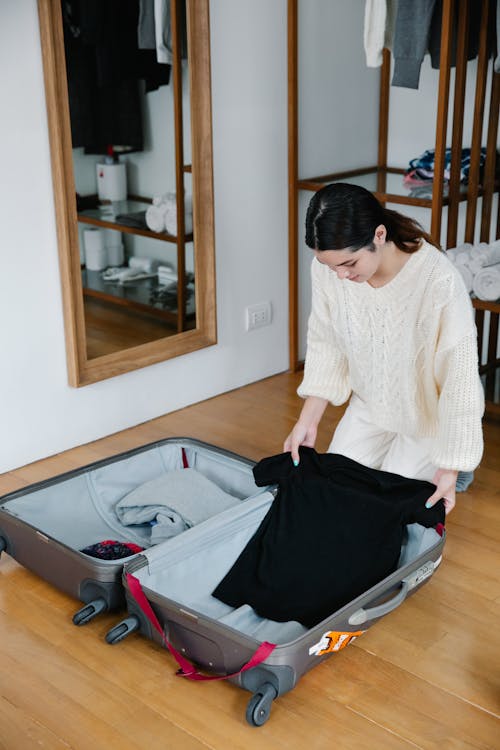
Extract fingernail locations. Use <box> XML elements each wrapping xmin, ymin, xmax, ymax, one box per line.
<box><xmin>293</xmin><ymin>459</ymin><xmax>299</xmax><ymax>467</ymax></box>
<box><xmin>425</xmin><ymin>500</ymin><xmax>432</xmax><ymax>508</ymax></box>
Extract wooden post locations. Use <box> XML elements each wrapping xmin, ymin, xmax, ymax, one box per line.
<box><xmin>446</xmin><ymin>0</ymin><xmax>469</xmax><ymax>248</ymax></box>
<box><xmin>288</xmin><ymin>0</ymin><xmax>299</xmax><ymax>372</ymax></box>
<box><xmin>431</xmin><ymin>0</ymin><xmax>454</xmax><ymax>244</ymax></box>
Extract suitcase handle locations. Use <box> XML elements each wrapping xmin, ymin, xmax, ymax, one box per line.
<box><xmin>347</xmin><ymin>561</ymin><xmax>437</xmax><ymax>626</ymax></box>
<box><xmin>126</xmin><ymin>573</ymin><xmax>276</xmax><ymax>681</ymax></box>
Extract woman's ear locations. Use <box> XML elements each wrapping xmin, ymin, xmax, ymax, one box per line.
<box><xmin>373</xmin><ymin>224</ymin><xmax>387</xmax><ymax>246</ymax></box>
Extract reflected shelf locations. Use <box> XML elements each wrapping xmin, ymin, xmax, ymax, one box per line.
<box><xmin>82</xmin><ymin>269</ymin><xmax>196</xmax><ymax>325</ymax></box>
<box><xmin>78</xmin><ymin>196</ymin><xmax>194</xmax><ymax>243</ymax></box>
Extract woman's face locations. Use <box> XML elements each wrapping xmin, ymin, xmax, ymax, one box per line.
<box><xmin>313</xmin><ymin>246</ymin><xmax>381</xmax><ymax>284</ymax></box>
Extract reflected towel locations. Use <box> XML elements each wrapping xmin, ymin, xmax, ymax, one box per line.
<box><xmin>145</xmin><ymin>204</ymin><xmax>166</xmax><ymax>233</ymax></box>
<box><xmin>164</xmin><ymin>206</ymin><xmax>193</xmax><ymax>236</ymax></box>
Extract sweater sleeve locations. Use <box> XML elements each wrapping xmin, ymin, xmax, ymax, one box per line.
<box><xmin>364</xmin><ymin>0</ymin><xmax>397</xmax><ymax>67</ymax></box>
<box><xmin>364</xmin><ymin>0</ymin><xmax>388</xmax><ymax>67</ymax></box>
<box><xmin>431</xmin><ymin>284</ymin><xmax>485</xmax><ymax>471</ymax></box>
<box><xmin>297</xmin><ymin>260</ymin><xmax>352</xmax><ymax>406</ymax></box>
<box><xmin>391</xmin><ymin>0</ymin><xmax>437</xmax><ymax>89</ymax></box>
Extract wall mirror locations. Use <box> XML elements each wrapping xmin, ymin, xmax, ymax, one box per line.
<box><xmin>38</xmin><ymin>0</ymin><xmax>216</xmax><ymax>386</ymax></box>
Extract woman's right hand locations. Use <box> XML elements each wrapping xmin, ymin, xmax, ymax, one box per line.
<box><xmin>284</xmin><ymin>422</ymin><xmax>318</xmax><ymax>465</ymax></box>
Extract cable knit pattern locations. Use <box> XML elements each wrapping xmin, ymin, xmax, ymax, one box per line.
<box><xmin>298</xmin><ymin>241</ymin><xmax>484</xmax><ymax>471</ymax></box>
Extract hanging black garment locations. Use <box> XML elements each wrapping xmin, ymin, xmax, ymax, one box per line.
<box><xmin>213</xmin><ymin>448</ymin><xmax>445</xmax><ymax>629</ymax></box>
<box><xmin>62</xmin><ymin>0</ymin><xmax>171</xmax><ymax>154</ymax></box>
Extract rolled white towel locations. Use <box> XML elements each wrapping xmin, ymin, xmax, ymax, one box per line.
<box><xmin>472</xmin><ymin>263</ymin><xmax>500</xmax><ymax>301</ymax></box>
<box><xmin>470</xmin><ymin>242</ymin><xmax>489</xmax><ymax>260</ymax></box>
<box><xmin>145</xmin><ymin>204</ymin><xmax>166</xmax><ymax>233</ymax></box>
<box><xmin>454</xmin><ymin>253</ymin><xmax>472</xmax><ymax>270</ymax></box>
<box><xmin>455</xmin><ymin>263</ymin><xmax>474</xmax><ymax>293</ymax></box>
<box><xmin>468</xmin><ymin>258</ymin><xmax>484</xmax><ymax>275</ymax></box>
<box><xmin>164</xmin><ymin>205</ymin><xmax>193</xmax><ymax>236</ymax></box>
<box><xmin>153</xmin><ymin>191</ymin><xmax>176</xmax><ymax>207</ymax></box>
<box><xmin>471</xmin><ymin>240</ymin><xmax>500</xmax><ymax>268</ymax></box>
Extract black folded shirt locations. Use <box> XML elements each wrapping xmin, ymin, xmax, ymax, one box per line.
<box><xmin>213</xmin><ymin>447</ymin><xmax>445</xmax><ymax>628</ymax></box>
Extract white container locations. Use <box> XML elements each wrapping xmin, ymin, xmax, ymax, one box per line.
<box><xmin>96</xmin><ymin>162</ymin><xmax>127</xmax><ymax>202</ymax></box>
<box><xmin>83</xmin><ymin>228</ymin><xmax>108</xmax><ymax>270</ymax></box>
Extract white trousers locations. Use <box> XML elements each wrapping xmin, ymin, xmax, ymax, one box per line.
<box><xmin>328</xmin><ymin>396</ymin><xmax>437</xmax><ymax>483</ymax></box>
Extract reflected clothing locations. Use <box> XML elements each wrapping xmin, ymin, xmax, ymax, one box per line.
<box><xmin>213</xmin><ymin>448</ymin><xmax>445</xmax><ymax>628</ymax></box>
<box><xmin>62</xmin><ymin>0</ymin><xmax>172</xmax><ymax>154</ymax></box>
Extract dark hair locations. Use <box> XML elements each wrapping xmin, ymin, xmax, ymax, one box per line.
<box><xmin>305</xmin><ymin>183</ymin><xmax>438</xmax><ymax>254</ymax></box>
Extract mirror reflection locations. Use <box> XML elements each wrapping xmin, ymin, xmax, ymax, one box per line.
<box><xmin>62</xmin><ymin>0</ymin><xmax>195</xmax><ymax>359</ymax></box>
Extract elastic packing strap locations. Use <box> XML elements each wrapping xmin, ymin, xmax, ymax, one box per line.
<box><xmin>126</xmin><ymin>573</ymin><xmax>276</xmax><ymax>681</ymax></box>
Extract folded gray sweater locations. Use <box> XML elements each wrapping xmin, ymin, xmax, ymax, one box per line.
<box><xmin>115</xmin><ymin>468</ymin><xmax>239</xmax><ymax>543</ymax></box>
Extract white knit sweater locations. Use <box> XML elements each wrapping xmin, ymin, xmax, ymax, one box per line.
<box><xmin>298</xmin><ymin>241</ymin><xmax>485</xmax><ymax>471</ymax></box>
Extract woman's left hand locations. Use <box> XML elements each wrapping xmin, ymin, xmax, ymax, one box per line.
<box><xmin>425</xmin><ymin>469</ymin><xmax>458</xmax><ymax>514</ymax></box>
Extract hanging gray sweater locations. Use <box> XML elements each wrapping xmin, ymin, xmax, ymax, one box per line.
<box><xmin>392</xmin><ymin>0</ymin><xmax>493</xmax><ymax>90</ymax></box>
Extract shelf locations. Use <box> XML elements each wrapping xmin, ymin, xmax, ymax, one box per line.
<box><xmin>78</xmin><ymin>198</ymin><xmax>193</xmax><ymax>243</ymax></box>
<box><xmin>82</xmin><ymin>269</ymin><xmax>196</xmax><ymax>324</ymax></box>
<box><xmin>297</xmin><ymin>166</ymin><xmax>496</xmax><ymax>209</ymax></box>
<box><xmin>473</xmin><ymin>297</ymin><xmax>500</xmax><ymax>314</ymax></box>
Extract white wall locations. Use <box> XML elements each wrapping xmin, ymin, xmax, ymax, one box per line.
<box><xmin>0</xmin><ymin>0</ymin><xmax>289</xmax><ymax>473</ymax></box>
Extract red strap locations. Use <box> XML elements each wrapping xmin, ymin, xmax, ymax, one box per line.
<box><xmin>181</xmin><ymin>447</ymin><xmax>189</xmax><ymax>468</ymax></box>
<box><xmin>126</xmin><ymin>573</ymin><xmax>276</xmax><ymax>681</ymax></box>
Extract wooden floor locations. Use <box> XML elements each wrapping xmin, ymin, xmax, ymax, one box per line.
<box><xmin>0</xmin><ymin>372</ymin><xmax>499</xmax><ymax>749</ymax></box>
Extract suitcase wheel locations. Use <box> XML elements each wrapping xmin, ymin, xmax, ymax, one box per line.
<box><xmin>105</xmin><ymin>615</ymin><xmax>140</xmax><ymax>645</ymax></box>
<box><xmin>72</xmin><ymin>597</ymin><xmax>108</xmax><ymax>626</ymax></box>
<box><xmin>245</xmin><ymin>683</ymin><xmax>277</xmax><ymax>727</ymax></box>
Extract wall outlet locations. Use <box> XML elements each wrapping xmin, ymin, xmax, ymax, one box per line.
<box><xmin>246</xmin><ymin>301</ymin><xmax>272</xmax><ymax>331</ymax></box>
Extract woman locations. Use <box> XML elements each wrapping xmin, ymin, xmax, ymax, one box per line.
<box><xmin>284</xmin><ymin>183</ymin><xmax>484</xmax><ymax>513</ymax></box>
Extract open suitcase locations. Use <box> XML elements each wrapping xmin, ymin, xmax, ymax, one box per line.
<box><xmin>111</xmin><ymin>489</ymin><xmax>446</xmax><ymax>726</ymax></box>
<box><xmin>0</xmin><ymin>438</ymin><xmax>269</xmax><ymax>625</ymax></box>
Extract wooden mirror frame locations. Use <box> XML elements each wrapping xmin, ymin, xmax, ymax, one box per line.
<box><xmin>38</xmin><ymin>0</ymin><xmax>217</xmax><ymax>386</ymax></box>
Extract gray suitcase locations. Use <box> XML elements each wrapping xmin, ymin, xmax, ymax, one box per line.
<box><xmin>0</xmin><ymin>438</ymin><xmax>268</xmax><ymax>625</ymax></box>
<box><xmin>113</xmin><ymin>489</ymin><xmax>445</xmax><ymax>726</ymax></box>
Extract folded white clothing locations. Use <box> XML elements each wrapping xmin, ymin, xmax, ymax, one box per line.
<box><xmin>102</xmin><ymin>267</ymin><xmax>157</xmax><ymax>284</ymax></box>
<box><xmin>129</xmin><ymin>256</ymin><xmax>159</xmax><ymax>273</ymax></box>
<box><xmin>472</xmin><ymin>263</ymin><xmax>500</xmax><ymax>301</ymax></box>
<box><xmin>455</xmin><ymin>263</ymin><xmax>473</xmax><ymax>292</ymax></box>
<box><xmin>158</xmin><ymin>269</ymin><xmax>177</xmax><ymax>280</ymax></box>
